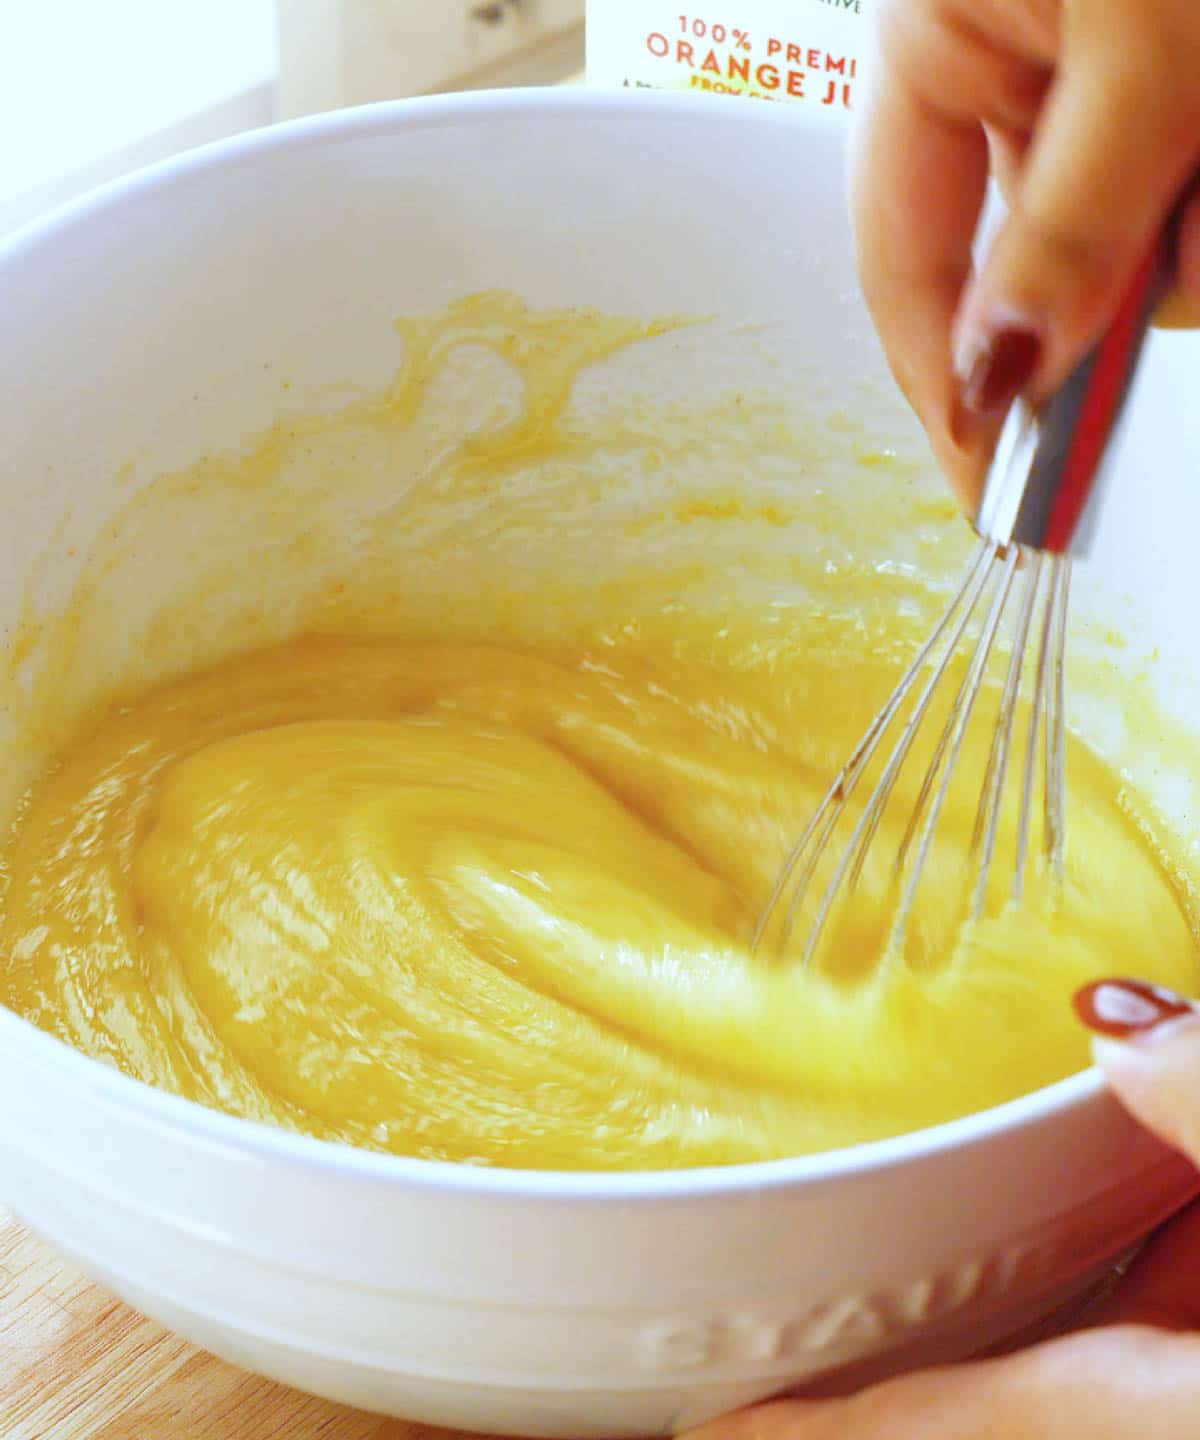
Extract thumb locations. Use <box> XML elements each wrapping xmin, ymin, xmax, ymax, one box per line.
<box><xmin>1075</xmin><ymin>979</ymin><xmax>1200</xmax><ymax>1165</ymax></box>
<box><xmin>954</xmin><ymin>0</ymin><xmax>1200</xmax><ymax>415</ymax></box>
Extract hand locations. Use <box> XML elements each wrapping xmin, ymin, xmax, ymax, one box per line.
<box><xmin>682</xmin><ymin>979</ymin><xmax>1200</xmax><ymax>1439</ymax></box>
<box><xmin>850</xmin><ymin>0</ymin><xmax>1200</xmax><ymax>510</ymax></box>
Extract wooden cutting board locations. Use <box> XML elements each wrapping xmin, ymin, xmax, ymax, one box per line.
<box><xmin>0</xmin><ymin>1209</ymin><xmax>495</xmax><ymax>1440</ymax></box>
<box><xmin>2</xmin><ymin>1200</ymin><xmax>1113</xmax><ymax>1440</ymax></box>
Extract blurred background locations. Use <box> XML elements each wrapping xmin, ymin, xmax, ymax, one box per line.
<box><xmin>2</xmin><ymin>0</ymin><xmax>585</xmax><ymax>237</ymax></box>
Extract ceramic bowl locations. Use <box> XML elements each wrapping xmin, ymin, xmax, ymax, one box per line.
<box><xmin>1</xmin><ymin>91</ymin><xmax>1198</xmax><ymax>1437</ymax></box>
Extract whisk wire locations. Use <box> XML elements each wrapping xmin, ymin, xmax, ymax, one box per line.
<box><xmin>895</xmin><ymin>545</ymin><xmax>1020</xmax><ymax>877</ymax></box>
<box><xmin>889</xmin><ymin>543</ymin><xmax>1020</xmax><ymax>954</ymax></box>
<box><xmin>749</xmin><ymin>540</ymin><xmax>994</xmax><ymax>956</ymax></box>
<box><xmin>1046</xmin><ymin>559</ymin><xmax>1071</xmax><ymax>877</ymax></box>
<box><xmin>756</xmin><ymin>539</ymin><xmax>1074</xmax><ymax>967</ymax></box>
<box><xmin>787</xmin><ymin>539</ymin><xmax>998</xmax><ymax>968</ymax></box>
<box><xmin>1015</xmin><ymin>554</ymin><xmax>1056</xmax><ymax>900</ymax></box>
<box><xmin>970</xmin><ymin>555</ymin><xmax>1041</xmax><ymax>919</ymax></box>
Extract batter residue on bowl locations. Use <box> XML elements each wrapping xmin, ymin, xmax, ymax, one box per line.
<box><xmin>0</xmin><ymin>294</ymin><xmax>1196</xmax><ymax>1169</ymax></box>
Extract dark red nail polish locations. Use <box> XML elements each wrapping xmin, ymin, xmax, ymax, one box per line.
<box><xmin>1073</xmin><ymin>979</ymin><xmax>1197</xmax><ymax>1039</ymax></box>
<box><xmin>948</xmin><ymin>393</ymin><xmax>975</xmax><ymax>452</ymax></box>
<box><xmin>961</xmin><ymin>327</ymin><xmax>1043</xmax><ymax>415</ymax></box>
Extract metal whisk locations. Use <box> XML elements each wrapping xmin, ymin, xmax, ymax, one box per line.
<box><xmin>756</xmin><ymin>235</ymin><xmax>1173</xmax><ymax>968</ymax></box>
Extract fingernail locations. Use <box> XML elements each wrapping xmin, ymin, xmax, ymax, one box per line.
<box><xmin>958</xmin><ymin>326</ymin><xmax>1042</xmax><ymax>415</ymax></box>
<box><xmin>1073</xmin><ymin>979</ymin><xmax>1199</xmax><ymax>1041</ymax></box>
<box><xmin>954</xmin><ymin>311</ymin><xmax>1043</xmax><ymax>416</ymax></box>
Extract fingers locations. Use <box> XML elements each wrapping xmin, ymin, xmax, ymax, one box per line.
<box><xmin>855</xmin><ymin>0</ymin><xmax>1200</xmax><ymax>515</ymax></box>
<box><xmin>985</xmin><ymin>123</ymin><xmax>1033</xmax><ymax>208</ymax></box>
<box><xmin>849</xmin><ymin>3</ymin><xmax>998</xmax><ymax>507</ymax></box>
<box><xmin>682</xmin><ymin>1397</ymin><xmax>847</xmax><ymax>1440</ymax></box>
<box><xmin>1094</xmin><ymin>1017</ymin><xmax>1200</xmax><ymax>1166</ymax></box>
<box><xmin>1156</xmin><ymin>188</ymin><xmax>1200</xmax><ymax>329</ymax></box>
<box><xmin>682</xmin><ymin>971</ymin><xmax>1200</xmax><ymax>1440</ymax></box>
<box><xmin>682</xmin><ymin>1329</ymin><xmax>1200</xmax><ymax>1438</ymax></box>
<box><xmin>1074</xmin><ymin>978</ymin><xmax>1200</xmax><ymax>1167</ymax></box>
<box><xmin>957</xmin><ymin>0</ymin><xmax>1200</xmax><ymax>413</ymax></box>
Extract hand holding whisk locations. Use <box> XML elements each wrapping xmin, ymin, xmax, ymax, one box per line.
<box><xmin>755</xmin><ymin>226</ymin><xmax>1177</xmax><ymax>969</ymax></box>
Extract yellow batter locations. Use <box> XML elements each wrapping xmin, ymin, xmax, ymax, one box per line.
<box><xmin>0</xmin><ymin>293</ymin><xmax>1197</xmax><ymax>1170</ymax></box>
<box><xmin>0</xmin><ymin>626</ymin><xmax>1196</xmax><ymax>1169</ymax></box>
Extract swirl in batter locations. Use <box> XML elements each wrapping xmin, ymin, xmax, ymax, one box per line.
<box><xmin>1</xmin><ymin>630</ymin><xmax>1196</xmax><ymax>1169</ymax></box>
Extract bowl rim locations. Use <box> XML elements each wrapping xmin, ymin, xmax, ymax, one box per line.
<box><xmin>0</xmin><ymin>996</ymin><xmax>1108</xmax><ymax>1198</ymax></box>
<box><xmin>0</xmin><ymin>83</ymin><xmax>811</xmax><ymax>267</ymax></box>
<box><xmin>0</xmin><ymin>84</ymin><xmax>1111</xmax><ymax>1202</ymax></box>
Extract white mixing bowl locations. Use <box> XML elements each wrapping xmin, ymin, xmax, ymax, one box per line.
<box><xmin>1</xmin><ymin>90</ymin><xmax>1199</xmax><ymax>1438</ymax></box>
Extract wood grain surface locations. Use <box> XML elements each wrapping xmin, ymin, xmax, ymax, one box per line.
<box><xmin>0</xmin><ymin>1210</ymin><xmax>493</xmax><ymax>1440</ymax></box>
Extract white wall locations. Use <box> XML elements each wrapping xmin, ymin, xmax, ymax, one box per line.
<box><xmin>1</xmin><ymin>1</ymin><xmax>278</xmax><ymax>235</ymax></box>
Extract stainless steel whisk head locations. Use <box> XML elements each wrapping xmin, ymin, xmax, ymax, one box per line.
<box><xmin>752</xmin><ymin>537</ymin><xmax>1071</xmax><ymax>968</ymax></box>
<box><xmin>756</xmin><ymin>229</ymin><xmax>1172</xmax><ymax>966</ymax></box>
